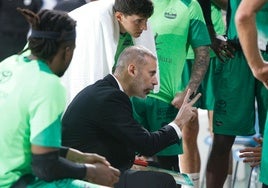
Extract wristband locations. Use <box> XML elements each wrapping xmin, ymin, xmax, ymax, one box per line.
<box><xmin>60</xmin><ymin>146</ymin><xmax>69</xmax><ymax>158</ymax></box>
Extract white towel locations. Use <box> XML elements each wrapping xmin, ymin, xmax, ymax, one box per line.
<box><xmin>61</xmin><ymin>0</ymin><xmax>159</xmax><ymax>103</ymax></box>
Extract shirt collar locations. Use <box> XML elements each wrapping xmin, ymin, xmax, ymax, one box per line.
<box><xmin>111</xmin><ymin>74</ymin><xmax>124</xmax><ymax>92</ymax></box>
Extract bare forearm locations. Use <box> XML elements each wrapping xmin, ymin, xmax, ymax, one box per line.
<box><xmin>198</xmin><ymin>0</ymin><xmax>213</xmax><ymax>26</ymax></box>
<box><xmin>235</xmin><ymin>0</ymin><xmax>264</xmax><ymax>71</ymax></box>
<box><xmin>187</xmin><ymin>46</ymin><xmax>210</xmax><ymax>94</ymax></box>
<box><xmin>65</xmin><ymin>147</ymin><xmax>85</xmax><ymax>162</ymax></box>
<box><xmin>32</xmin><ymin>151</ymin><xmax>86</xmax><ymax>182</ymax></box>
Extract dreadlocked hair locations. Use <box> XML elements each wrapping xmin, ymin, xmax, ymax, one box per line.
<box><xmin>17</xmin><ymin>8</ymin><xmax>76</xmax><ymax>61</ymax></box>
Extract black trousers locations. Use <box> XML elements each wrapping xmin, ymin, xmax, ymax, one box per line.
<box><xmin>156</xmin><ymin>156</ymin><xmax>181</xmax><ymax>188</ymax></box>
<box><xmin>115</xmin><ymin>169</ymin><xmax>177</xmax><ymax>188</ymax></box>
<box><xmin>157</xmin><ymin>155</ymin><xmax>180</xmax><ymax>172</ymax></box>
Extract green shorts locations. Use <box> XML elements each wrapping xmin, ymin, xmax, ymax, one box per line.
<box><xmin>27</xmin><ymin>178</ymin><xmax>101</xmax><ymax>188</ymax></box>
<box><xmin>131</xmin><ymin>96</ymin><xmax>183</xmax><ymax>156</ymax></box>
<box><xmin>213</xmin><ymin>50</ymin><xmax>268</xmax><ymax>136</ymax></box>
<box><xmin>181</xmin><ymin>57</ymin><xmax>218</xmax><ymax>110</ymax></box>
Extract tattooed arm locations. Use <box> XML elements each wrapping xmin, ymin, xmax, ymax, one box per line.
<box><xmin>172</xmin><ymin>46</ymin><xmax>209</xmax><ymax>108</ymax></box>
<box><xmin>188</xmin><ymin>46</ymin><xmax>210</xmax><ymax>93</ymax></box>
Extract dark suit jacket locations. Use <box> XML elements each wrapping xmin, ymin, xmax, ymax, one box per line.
<box><xmin>62</xmin><ymin>74</ymin><xmax>179</xmax><ymax>171</ymax></box>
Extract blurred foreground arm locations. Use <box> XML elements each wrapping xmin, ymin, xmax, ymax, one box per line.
<box><xmin>235</xmin><ymin>0</ymin><xmax>268</xmax><ymax>88</ymax></box>
<box><xmin>31</xmin><ymin>145</ymin><xmax>120</xmax><ymax>187</ymax></box>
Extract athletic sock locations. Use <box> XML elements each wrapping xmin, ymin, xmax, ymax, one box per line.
<box><xmin>223</xmin><ymin>174</ymin><xmax>232</xmax><ymax>188</ymax></box>
<box><xmin>181</xmin><ymin>173</ymin><xmax>200</xmax><ymax>188</ymax></box>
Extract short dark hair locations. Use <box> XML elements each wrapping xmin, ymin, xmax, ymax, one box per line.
<box><xmin>113</xmin><ymin>0</ymin><xmax>154</xmax><ymax>18</ymax></box>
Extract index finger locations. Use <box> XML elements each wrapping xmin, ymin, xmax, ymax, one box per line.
<box><xmin>183</xmin><ymin>89</ymin><xmax>192</xmax><ymax>103</ymax></box>
<box><xmin>239</xmin><ymin>147</ymin><xmax>256</xmax><ymax>153</ymax></box>
<box><xmin>92</xmin><ymin>154</ymin><xmax>111</xmax><ymax>166</ymax></box>
<box><xmin>222</xmin><ymin>48</ymin><xmax>235</xmax><ymax>58</ymax></box>
<box><xmin>110</xmin><ymin>166</ymin><xmax>121</xmax><ymax>176</ymax></box>
<box><xmin>188</xmin><ymin>93</ymin><xmax>201</xmax><ymax>106</ymax></box>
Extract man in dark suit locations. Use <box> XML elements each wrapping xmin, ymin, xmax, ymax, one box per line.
<box><xmin>62</xmin><ymin>46</ymin><xmax>201</xmax><ymax>188</ymax></box>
